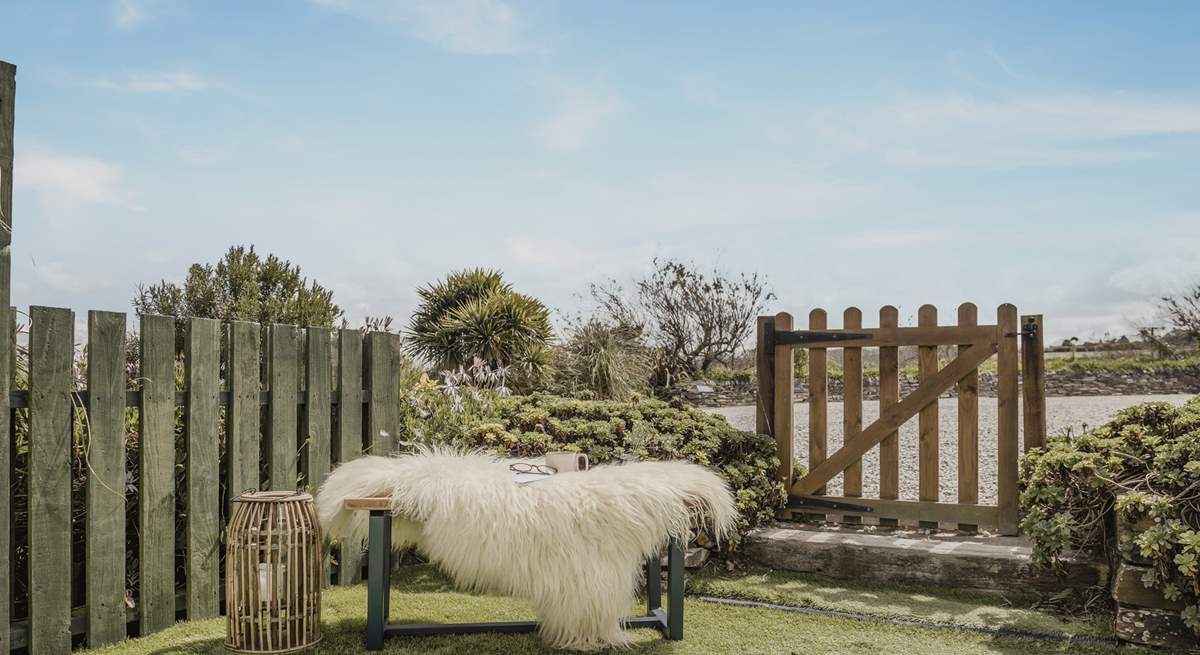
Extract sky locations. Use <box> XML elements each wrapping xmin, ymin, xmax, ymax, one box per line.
<box><xmin>2</xmin><ymin>1</ymin><xmax>1199</xmax><ymax>344</ymax></box>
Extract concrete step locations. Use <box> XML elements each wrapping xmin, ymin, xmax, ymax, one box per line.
<box><xmin>744</xmin><ymin>523</ymin><xmax>1106</xmax><ymax>598</ymax></box>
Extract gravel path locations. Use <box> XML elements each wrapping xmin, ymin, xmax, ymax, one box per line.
<box><xmin>711</xmin><ymin>394</ymin><xmax>1193</xmax><ymax>504</ymax></box>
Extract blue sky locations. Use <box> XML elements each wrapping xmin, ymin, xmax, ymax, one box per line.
<box><xmin>2</xmin><ymin>1</ymin><xmax>1199</xmax><ymax>342</ymax></box>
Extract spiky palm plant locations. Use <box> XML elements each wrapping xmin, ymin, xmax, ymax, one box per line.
<box><xmin>406</xmin><ymin>269</ymin><xmax>553</xmax><ymax>386</ymax></box>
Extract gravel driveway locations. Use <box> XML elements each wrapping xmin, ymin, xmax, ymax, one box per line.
<box><xmin>711</xmin><ymin>394</ymin><xmax>1193</xmax><ymax>504</ymax></box>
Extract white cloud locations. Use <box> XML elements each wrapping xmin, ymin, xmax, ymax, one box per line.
<box><xmin>34</xmin><ymin>261</ymin><xmax>113</xmax><ymax>294</ymax></box>
<box><xmin>16</xmin><ymin>147</ymin><xmax>143</xmax><ymax>214</ymax></box>
<box><xmin>311</xmin><ymin>0</ymin><xmax>531</xmax><ymax>55</ymax></box>
<box><xmin>534</xmin><ymin>86</ymin><xmax>624</xmax><ymax>152</ymax></box>
<box><xmin>113</xmin><ymin>0</ymin><xmax>148</xmax><ymax>31</ymax></box>
<box><xmin>503</xmin><ymin>236</ymin><xmax>592</xmax><ymax>269</ymax></box>
<box><xmin>93</xmin><ymin>71</ymin><xmax>214</xmax><ymax>93</ymax></box>
<box><xmin>804</xmin><ymin>91</ymin><xmax>1200</xmax><ymax>169</ymax></box>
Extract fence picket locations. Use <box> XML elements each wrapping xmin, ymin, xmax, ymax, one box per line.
<box><xmin>186</xmin><ymin>317</ymin><xmax>221</xmax><ymax>618</ymax></box>
<box><xmin>140</xmin><ymin>314</ymin><xmax>176</xmax><ymax>634</ymax></box>
<box><xmin>365</xmin><ymin>332</ymin><xmax>401</xmax><ymax>456</ymax></box>
<box><xmin>228</xmin><ymin>321</ymin><xmax>261</xmax><ymax>501</ymax></box>
<box><xmin>916</xmin><ymin>305</ymin><xmax>939</xmax><ymax>529</ymax></box>
<box><xmin>997</xmin><ymin>304</ymin><xmax>1020</xmax><ymax>535</ymax></box>
<box><xmin>842</xmin><ymin>307</ymin><xmax>863</xmax><ymax>522</ymax></box>
<box><xmin>807</xmin><ymin>309</ymin><xmax>828</xmax><ymax>516</ymax></box>
<box><xmin>878</xmin><ymin>306</ymin><xmax>899</xmax><ymax>527</ymax></box>
<box><xmin>0</xmin><ymin>307</ymin><xmax>10</xmax><ymax>654</ymax></box>
<box><xmin>29</xmin><ymin>306</ymin><xmax>74</xmax><ymax>654</ymax></box>
<box><xmin>305</xmin><ymin>328</ymin><xmax>333</xmax><ymax>583</ymax></box>
<box><xmin>957</xmin><ymin>303</ymin><xmax>979</xmax><ymax>532</ymax></box>
<box><xmin>335</xmin><ymin>329</ymin><xmax>364</xmax><ymax>584</ymax></box>
<box><xmin>268</xmin><ymin>324</ymin><xmax>299</xmax><ymax>490</ymax></box>
<box><xmin>85</xmin><ymin>311</ymin><xmax>127</xmax><ymax>646</ymax></box>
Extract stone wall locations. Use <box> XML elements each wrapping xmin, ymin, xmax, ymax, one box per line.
<box><xmin>672</xmin><ymin>364</ymin><xmax>1200</xmax><ymax>407</ymax></box>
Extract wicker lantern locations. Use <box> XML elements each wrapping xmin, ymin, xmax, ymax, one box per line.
<box><xmin>225</xmin><ymin>491</ymin><xmax>322</xmax><ymax>654</ymax></box>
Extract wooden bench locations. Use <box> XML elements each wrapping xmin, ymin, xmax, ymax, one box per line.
<box><xmin>345</xmin><ymin>497</ymin><xmax>686</xmax><ymax>650</ymax></box>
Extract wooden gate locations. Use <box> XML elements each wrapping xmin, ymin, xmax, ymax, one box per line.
<box><xmin>755</xmin><ymin>303</ymin><xmax>1045</xmax><ymax>535</ymax></box>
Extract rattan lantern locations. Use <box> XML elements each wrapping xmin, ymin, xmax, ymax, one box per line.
<box><xmin>225</xmin><ymin>491</ymin><xmax>322</xmax><ymax>654</ymax></box>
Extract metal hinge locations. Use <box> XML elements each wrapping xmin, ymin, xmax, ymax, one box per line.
<box><xmin>787</xmin><ymin>495</ymin><xmax>874</xmax><ymax>513</ymax></box>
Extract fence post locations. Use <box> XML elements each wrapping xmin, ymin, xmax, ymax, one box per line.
<box><xmin>996</xmin><ymin>304</ymin><xmax>1020</xmax><ymax>536</ymax></box>
<box><xmin>1021</xmin><ymin>314</ymin><xmax>1046</xmax><ymax>452</ymax></box>
<box><xmin>772</xmin><ymin>313</ymin><xmax>794</xmax><ymax>491</ymax></box>
<box><xmin>754</xmin><ymin>315</ymin><xmax>775</xmax><ymax>440</ymax></box>
<box><xmin>0</xmin><ymin>61</ymin><xmax>14</xmax><ymax>315</ymax></box>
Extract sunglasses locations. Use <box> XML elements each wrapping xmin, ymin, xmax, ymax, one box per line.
<box><xmin>509</xmin><ymin>463</ymin><xmax>558</xmax><ymax>475</ymax></box>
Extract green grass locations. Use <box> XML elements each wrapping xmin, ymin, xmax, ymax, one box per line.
<box><xmin>687</xmin><ymin>567</ymin><xmax>1113</xmax><ymax>639</ymax></box>
<box><xmin>80</xmin><ymin>565</ymin><xmax>1139</xmax><ymax>655</ymax></box>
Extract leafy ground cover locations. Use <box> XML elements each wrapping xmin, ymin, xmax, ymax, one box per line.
<box><xmin>82</xmin><ymin>565</ymin><xmax>1133</xmax><ymax>655</ymax></box>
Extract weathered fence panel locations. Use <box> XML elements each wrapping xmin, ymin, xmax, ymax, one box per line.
<box><xmin>6</xmin><ymin>307</ymin><xmax>404</xmax><ymax>650</ymax></box>
<box><xmin>29</xmin><ymin>307</ymin><xmax>74</xmax><ymax>654</ymax></box>
<box><xmin>335</xmin><ymin>329</ymin><xmax>364</xmax><ymax>585</ymax></box>
<box><xmin>185</xmin><ymin>317</ymin><xmax>221</xmax><ymax>619</ymax></box>
<box><xmin>268</xmin><ymin>324</ymin><xmax>299</xmax><ymax>490</ymax></box>
<box><xmin>140</xmin><ymin>314</ymin><xmax>177</xmax><ymax>635</ymax></box>
<box><xmin>85</xmin><ymin>311</ymin><xmax>127</xmax><ymax>647</ymax></box>
<box><xmin>759</xmin><ymin>302</ymin><xmax>1042</xmax><ymax>536</ymax></box>
<box><xmin>227</xmin><ymin>321</ymin><xmax>260</xmax><ymax>502</ymax></box>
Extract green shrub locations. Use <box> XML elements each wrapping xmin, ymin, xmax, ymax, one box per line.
<box><xmin>1020</xmin><ymin>396</ymin><xmax>1200</xmax><ymax>631</ymax></box>
<box><xmin>551</xmin><ymin>320</ymin><xmax>652</xmax><ymax>400</ymax></box>
<box><xmin>406</xmin><ymin>269</ymin><xmax>552</xmax><ymax>389</ymax></box>
<box><xmin>398</xmin><ymin>386</ymin><xmax>785</xmax><ymax>551</ymax></box>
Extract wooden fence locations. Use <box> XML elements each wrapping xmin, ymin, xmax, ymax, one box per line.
<box><xmin>756</xmin><ymin>303</ymin><xmax>1046</xmax><ymax>536</ymax></box>
<box><xmin>2</xmin><ymin>306</ymin><xmax>405</xmax><ymax>653</ymax></box>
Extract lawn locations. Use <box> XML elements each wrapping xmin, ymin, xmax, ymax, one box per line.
<box><xmin>81</xmin><ymin>564</ymin><xmax>1139</xmax><ymax>655</ymax></box>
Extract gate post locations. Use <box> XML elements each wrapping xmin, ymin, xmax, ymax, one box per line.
<box><xmin>1020</xmin><ymin>314</ymin><xmax>1046</xmax><ymax>452</ymax></box>
<box><xmin>772</xmin><ymin>313</ymin><xmax>794</xmax><ymax>489</ymax></box>
<box><xmin>755</xmin><ymin>315</ymin><xmax>775</xmax><ymax>439</ymax></box>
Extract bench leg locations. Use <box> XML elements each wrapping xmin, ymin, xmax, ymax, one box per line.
<box><xmin>366</xmin><ymin>510</ymin><xmax>392</xmax><ymax>651</ymax></box>
<box><xmin>666</xmin><ymin>537</ymin><xmax>684</xmax><ymax>640</ymax></box>
<box><xmin>645</xmin><ymin>552</ymin><xmax>662</xmax><ymax>614</ymax></box>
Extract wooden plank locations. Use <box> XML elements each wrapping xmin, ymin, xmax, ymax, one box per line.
<box><xmin>996</xmin><ymin>304</ymin><xmax>1020</xmax><ymax>535</ymax></box>
<box><xmin>806</xmin><ymin>309</ymin><xmax>827</xmax><ymax>503</ymax></box>
<box><xmin>877</xmin><ymin>306</ymin><xmax>899</xmax><ymax>528</ymax></box>
<box><xmin>335</xmin><ymin>329</ymin><xmax>364</xmax><ymax>585</ymax></box>
<box><xmin>771</xmin><ymin>313</ymin><xmax>793</xmax><ymax>488</ymax></box>
<box><xmin>185</xmin><ymin>318</ymin><xmax>221</xmax><ymax>619</ymax></box>
<box><xmin>917</xmin><ymin>305</ymin><xmax>939</xmax><ymax>529</ymax></box>
<box><xmin>842</xmin><ymin>308</ymin><xmax>863</xmax><ymax>517</ymax></box>
<box><xmin>139</xmin><ymin>314</ymin><xmax>176</xmax><ymax>634</ymax></box>
<box><xmin>957</xmin><ymin>303</ymin><xmax>980</xmax><ymax>532</ymax></box>
<box><xmin>344</xmin><ymin>497</ymin><xmax>392</xmax><ymax>511</ymax></box>
<box><xmin>0</xmin><ymin>61</ymin><xmax>14</xmax><ymax>310</ymax></box>
<box><xmin>85</xmin><ymin>311</ymin><xmax>128</xmax><ymax>646</ymax></box>
<box><xmin>772</xmin><ymin>325</ymin><xmax>997</xmax><ymax>349</ymax></box>
<box><xmin>0</xmin><ymin>306</ymin><xmax>11</xmax><ymax>654</ymax></box>
<box><xmin>754</xmin><ymin>316</ymin><xmax>775</xmax><ymax>438</ymax></box>
<box><xmin>793</xmin><ymin>341</ymin><xmax>997</xmax><ymax>496</ymax></box>
<box><xmin>305</xmin><ymin>328</ymin><xmax>332</xmax><ymax>492</ymax></box>
<box><xmin>268</xmin><ymin>324</ymin><xmax>299</xmax><ymax>490</ymax></box>
<box><xmin>791</xmin><ymin>496</ymin><xmax>1000</xmax><ymax>527</ymax></box>
<box><xmin>28</xmin><ymin>306</ymin><xmax>74</xmax><ymax>654</ymax></box>
<box><xmin>227</xmin><ymin>321</ymin><xmax>261</xmax><ymax>503</ymax></box>
<box><xmin>1021</xmin><ymin>314</ymin><xmax>1046</xmax><ymax>452</ymax></box>
<box><xmin>365</xmin><ymin>332</ymin><xmax>401</xmax><ymax>456</ymax></box>
<box><xmin>306</xmin><ymin>328</ymin><xmax>333</xmax><ymax>584</ymax></box>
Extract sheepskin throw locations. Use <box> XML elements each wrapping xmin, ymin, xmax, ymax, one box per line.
<box><xmin>316</xmin><ymin>448</ymin><xmax>736</xmax><ymax>650</ymax></box>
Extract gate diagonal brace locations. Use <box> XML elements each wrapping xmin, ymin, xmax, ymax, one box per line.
<box><xmin>787</xmin><ymin>495</ymin><xmax>874</xmax><ymax>513</ymax></box>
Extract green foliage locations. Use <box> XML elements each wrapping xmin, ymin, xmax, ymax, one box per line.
<box><xmin>406</xmin><ymin>269</ymin><xmax>552</xmax><ymax>387</ymax></box>
<box><xmin>551</xmin><ymin>320</ymin><xmax>653</xmax><ymax>400</ymax></box>
<box><xmin>1020</xmin><ymin>396</ymin><xmax>1200</xmax><ymax>632</ymax></box>
<box><xmin>133</xmin><ymin>245</ymin><xmax>341</xmax><ymax>347</ymax></box>
<box><xmin>398</xmin><ymin>385</ymin><xmax>785</xmax><ymax>551</ymax></box>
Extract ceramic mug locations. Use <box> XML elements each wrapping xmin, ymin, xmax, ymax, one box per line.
<box><xmin>545</xmin><ymin>451</ymin><xmax>589</xmax><ymax>473</ymax></box>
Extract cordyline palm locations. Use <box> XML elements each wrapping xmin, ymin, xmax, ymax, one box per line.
<box><xmin>406</xmin><ymin>269</ymin><xmax>552</xmax><ymax>377</ymax></box>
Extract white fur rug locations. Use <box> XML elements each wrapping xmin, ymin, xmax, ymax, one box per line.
<box><xmin>316</xmin><ymin>447</ymin><xmax>736</xmax><ymax>650</ymax></box>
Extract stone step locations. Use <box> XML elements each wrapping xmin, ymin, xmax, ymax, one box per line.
<box><xmin>744</xmin><ymin>524</ymin><xmax>1106</xmax><ymax>598</ymax></box>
